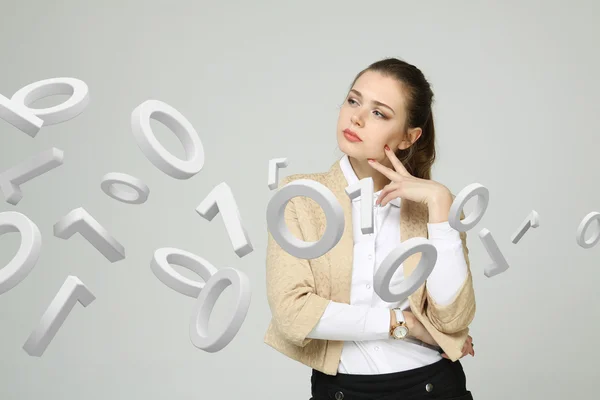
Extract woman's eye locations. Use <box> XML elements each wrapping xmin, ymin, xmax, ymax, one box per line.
<box><xmin>347</xmin><ymin>98</ymin><xmax>386</xmax><ymax>119</ymax></box>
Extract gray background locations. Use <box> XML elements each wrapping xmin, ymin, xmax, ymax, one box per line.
<box><xmin>1</xmin><ymin>0</ymin><xmax>598</xmax><ymax>399</ymax></box>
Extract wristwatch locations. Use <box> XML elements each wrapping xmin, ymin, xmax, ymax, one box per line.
<box><xmin>389</xmin><ymin>308</ymin><xmax>409</xmax><ymax>340</ymax></box>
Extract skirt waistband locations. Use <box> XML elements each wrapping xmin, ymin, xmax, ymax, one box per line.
<box><xmin>312</xmin><ymin>357</ymin><xmax>464</xmax><ymax>394</ymax></box>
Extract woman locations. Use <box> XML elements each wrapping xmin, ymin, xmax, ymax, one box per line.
<box><xmin>265</xmin><ymin>57</ymin><xmax>476</xmax><ymax>400</ymax></box>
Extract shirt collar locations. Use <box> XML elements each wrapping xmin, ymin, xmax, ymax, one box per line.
<box><xmin>339</xmin><ymin>154</ymin><xmax>401</xmax><ymax>208</ymax></box>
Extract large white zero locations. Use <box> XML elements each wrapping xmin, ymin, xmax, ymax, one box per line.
<box><xmin>130</xmin><ymin>100</ymin><xmax>205</xmax><ymax>179</ymax></box>
<box><xmin>448</xmin><ymin>183</ymin><xmax>490</xmax><ymax>232</ymax></box>
<box><xmin>0</xmin><ymin>211</ymin><xmax>42</xmax><ymax>295</ymax></box>
<box><xmin>373</xmin><ymin>237</ymin><xmax>437</xmax><ymax>303</ymax></box>
<box><xmin>10</xmin><ymin>77</ymin><xmax>90</xmax><ymax>125</ymax></box>
<box><xmin>266</xmin><ymin>179</ymin><xmax>344</xmax><ymax>259</ymax></box>
<box><xmin>189</xmin><ymin>267</ymin><xmax>251</xmax><ymax>353</ymax></box>
<box><xmin>576</xmin><ymin>212</ymin><xmax>600</xmax><ymax>249</ymax></box>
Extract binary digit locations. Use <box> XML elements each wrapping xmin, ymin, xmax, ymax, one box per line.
<box><xmin>53</xmin><ymin>207</ymin><xmax>125</xmax><ymax>262</ymax></box>
<box><xmin>345</xmin><ymin>177</ymin><xmax>375</xmax><ymax>234</ymax></box>
<box><xmin>0</xmin><ymin>148</ymin><xmax>64</xmax><ymax>205</ymax></box>
<box><xmin>511</xmin><ymin>210</ymin><xmax>540</xmax><ymax>244</ymax></box>
<box><xmin>189</xmin><ymin>267</ymin><xmax>251</xmax><ymax>353</ymax></box>
<box><xmin>196</xmin><ymin>182</ymin><xmax>253</xmax><ymax>258</ymax></box>
<box><xmin>267</xmin><ymin>158</ymin><xmax>288</xmax><ymax>190</ymax></box>
<box><xmin>10</xmin><ymin>77</ymin><xmax>89</xmax><ymax>125</ymax></box>
<box><xmin>23</xmin><ymin>275</ymin><xmax>95</xmax><ymax>357</ymax></box>
<box><xmin>0</xmin><ymin>211</ymin><xmax>42</xmax><ymax>295</ymax></box>
<box><xmin>130</xmin><ymin>99</ymin><xmax>204</xmax><ymax>179</ymax></box>
<box><xmin>479</xmin><ymin>228</ymin><xmax>510</xmax><ymax>277</ymax></box>
<box><xmin>373</xmin><ymin>237</ymin><xmax>437</xmax><ymax>302</ymax></box>
<box><xmin>448</xmin><ymin>183</ymin><xmax>489</xmax><ymax>232</ymax></box>
<box><xmin>266</xmin><ymin>179</ymin><xmax>344</xmax><ymax>259</ymax></box>
<box><xmin>100</xmin><ymin>172</ymin><xmax>149</xmax><ymax>204</ymax></box>
<box><xmin>576</xmin><ymin>211</ymin><xmax>600</xmax><ymax>249</ymax></box>
<box><xmin>0</xmin><ymin>93</ymin><xmax>43</xmax><ymax>137</ymax></box>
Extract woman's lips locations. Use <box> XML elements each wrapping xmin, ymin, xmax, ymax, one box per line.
<box><xmin>343</xmin><ymin>130</ymin><xmax>362</xmax><ymax>142</ymax></box>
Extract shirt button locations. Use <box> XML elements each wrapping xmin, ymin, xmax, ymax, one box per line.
<box><xmin>335</xmin><ymin>391</ymin><xmax>344</xmax><ymax>400</ymax></box>
<box><xmin>366</xmin><ymin>284</ymin><xmax>371</xmax><ymax>289</ymax></box>
<box><xmin>374</xmin><ymin>346</ymin><xmax>380</xmax><ymax>351</ymax></box>
<box><xmin>425</xmin><ymin>383</ymin><xmax>434</xmax><ymax>392</ymax></box>
<box><xmin>368</xmin><ymin>254</ymin><xmax>373</xmax><ymax>260</ymax></box>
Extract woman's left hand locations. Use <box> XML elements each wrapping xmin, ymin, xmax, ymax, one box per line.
<box><xmin>368</xmin><ymin>145</ymin><xmax>450</xmax><ymax>207</ymax></box>
<box><xmin>441</xmin><ymin>335</ymin><xmax>475</xmax><ymax>359</ymax></box>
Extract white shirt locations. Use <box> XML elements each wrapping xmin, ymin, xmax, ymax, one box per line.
<box><xmin>306</xmin><ymin>154</ymin><xmax>469</xmax><ymax>374</ymax></box>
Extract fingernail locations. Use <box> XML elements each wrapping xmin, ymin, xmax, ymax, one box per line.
<box><xmin>368</xmin><ymin>158</ymin><xmax>374</xmax><ymax>163</ymax></box>
<box><xmin>384</xmin><ymin>144</ymin><xmax>390</xmax><ymax>151</ymax></box>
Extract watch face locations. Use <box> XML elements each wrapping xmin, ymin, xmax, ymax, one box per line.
<box><xmin>393</xmin><ymin>326</ymin><xmax>408</xmax><ymax>339</ymax></box>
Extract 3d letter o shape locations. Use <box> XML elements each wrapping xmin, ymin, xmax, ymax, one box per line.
<box><xmin>11</xmin><ymin>77</ymin><xmax>89</xmax><ymax>125</ymax></box>
<box><xmin>266</xmin><ymin>179</ymin><xmax>344</xmax><ymax>259</ymax></box>
<box><xmin>130</xmin><ymin>100</ymin><xmax>205</xmax><ymax>179</ymax></box>
<box><xmin>100</xmin><ymin>173</ymin><xmax>149</xmax><ymax>204</ymax></box>
<box><xmin>448</xmin><ymin>183</ymin><xmax>490</xmax><ymax>232</ymax></box>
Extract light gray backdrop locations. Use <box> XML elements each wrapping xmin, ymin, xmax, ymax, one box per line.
<box><xmin>1</xmin><ymin>0</ymin><xmax>599</xmax><ymax>399</ymax></box>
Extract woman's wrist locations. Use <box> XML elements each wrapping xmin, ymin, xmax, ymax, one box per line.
<box><xmin>402</xmin><ymin>311</ymin><xmax>418</xmax><ymax>339</ymax></box>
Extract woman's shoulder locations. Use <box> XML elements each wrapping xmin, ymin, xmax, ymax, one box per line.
<box><xmin>279</xmin><ymin>171</ymin><xmax>330</xmax><ymax>186</ymax></box>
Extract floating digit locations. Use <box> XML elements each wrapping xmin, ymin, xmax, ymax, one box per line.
<box><xmin>130</xmin><ymin>99</ymin><xmax>205</xmax><ymax>179</ymax></box>
<box><xmin>53</xmin><ymin>207</ymin><xmax>125</xmax><ymax>262</ymax></box>
<box><xmin>267</xmin><ymin>158</ymin><xmax>288</xmax><ymax>190</ymax></box>
<box><xmin>100</xmin><ymin>172</ymin><xmax>149</xmax><ymax>204</ymax></box>
<box><xmin>151</xmin><ymin>247</ymin><xmax>219</xmax><ymax>298</ymax></box>
<box><xmin>196</xmin><ymin>182</ymin><xmax>253</xmax><ymax>258</ymax></box>
<box><xmin>189</xmin><ymin>267</ymin><xmax>251</xmax><ymax>353</ymax></box>
<box><xmin>345</xmin><ymin>177</ymin><xmax>375</xmax><ymax>234</ymax></box>
<box><xmin>23</xmin><ymin>275</ymin><xmax>95</xmax><ymax>357</ymax></box>
<box><xmin>150</xmin><ymin>247</ymin><xmax>251</xmax><ymax>352</ymax></box>
<box><xmin>0</xmin><ymin>93</ymin><xmax>44</xmax><ymax>137</ymax></box>
<box><xmin>576</xmin><ymin>211</ymin><xmax>600</xmax><ymax>249</ymax></box>
<box><xmin>10</xmin><ymin>77</ymin><xmax>89</xmax><ymax>125</ymax></box>
<box><xmin>511</xmin><ymin>210</ymin><xmax>540</xmax><ymax>244</ymax></box>
<box><xmin>448</xmin><ymin>183</ymin><xmax>489</xmax><ymax>232</ymax></box>
<box><xmin>479</xmin><ymin>228</ymin><xmax>510</xmax><ymax>277</ymax></box>
<box><xmin>266</xmin><ymin>179</ymin><xmax>344</xmax><ymax>259</ymax></box>
<box><xmin>0</xmin><ymin>211</ymin><xmax>42</xmax><ymax>295</ymax></box>
<box><xmin>0</xmin><ymin>148</ymin><xmax>64</xmax><ymax>205</ymax></box>
<box><xmin>373</xmin><ymin>237</ymin><xmax>437</xmax><ymax>302</ymax></box>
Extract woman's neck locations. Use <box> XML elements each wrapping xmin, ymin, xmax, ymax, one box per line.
<box><xmin>348</xmin><ymin>156</ymin><xmax>391</xmax><ymax>192</ymax></box>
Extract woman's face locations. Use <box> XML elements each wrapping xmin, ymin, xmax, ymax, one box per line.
<box><xmin>337</xmin><ymin>70</ymin><xmax>415</xmax><ymax>161</ymax></box>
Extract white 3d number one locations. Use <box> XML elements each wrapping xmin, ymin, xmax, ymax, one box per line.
<box><xmin>195</xmin><ymin>182</ymin><xmax>253</xmax><ymax>258</ymax></box>
<box><xmin>23</xmin><ymin>276</ymin><xmax>95</xmax><ymax>357</ymax></box>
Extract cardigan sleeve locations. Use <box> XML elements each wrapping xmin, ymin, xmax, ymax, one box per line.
<box><xmin>424</xmin><ymin>206</ymin><xmax>476</xmax><ymax>334</ymax></box>
<box><xmin>306</xmin><ymin>300</ymin><xmax>393</xmax><ymax>341</ymax></box>
<box><xmin>425</xmin><ymin>221</ymin><xmax>469</xmax><ymax>305</ymax></box>
<box><xmin>265</xmin><ymin>176</ymin><xmax>331</xmax><ymax>347</ymax></box>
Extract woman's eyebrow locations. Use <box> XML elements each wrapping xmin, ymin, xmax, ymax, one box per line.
<box><xmin>349</xmin><ymin>89</ymin><xmax>395</xmax><ymax>115</ymax></box>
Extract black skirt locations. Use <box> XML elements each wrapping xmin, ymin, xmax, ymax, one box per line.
<box><xmin>310</xmin><ymin>357</ymin><xmax>473</xmax><ymax>400</ymax></box>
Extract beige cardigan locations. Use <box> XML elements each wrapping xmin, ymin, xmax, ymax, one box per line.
<box><xmin>264</xmin><ymin>158</ymin><xmax>476</xmax><ymax>376</ymax></box>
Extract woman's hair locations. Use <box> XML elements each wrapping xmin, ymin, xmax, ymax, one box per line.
<box><xmin>346</xmin><ymin>57</ymin><xmax>436</xmax><ymax>180</ymax></box>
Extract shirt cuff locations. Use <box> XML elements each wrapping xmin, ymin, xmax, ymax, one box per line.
<box><xmin>427</xmin><ymin>220</ymin><xmax>461</xmax><ymax>243</ymax></box>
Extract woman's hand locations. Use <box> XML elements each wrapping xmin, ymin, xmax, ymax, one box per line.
<box><xmin>403</xmin><ymin>311</ymin><xmax>437</xmax><ymax>346</ymax></box>
<box><xmin>441</xmin><ymin>335</ymin><xmax>474</xmax><ymax>360</ymax></box>
<box><xmin>404</xmin><ymin>311</ymin><xmax>475</xmax><ymax>360</ymax></box>
<box><xmin>368</xmin><ymin>145</ymin><xmax>450</xmax><ymax>207</ymax></box>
